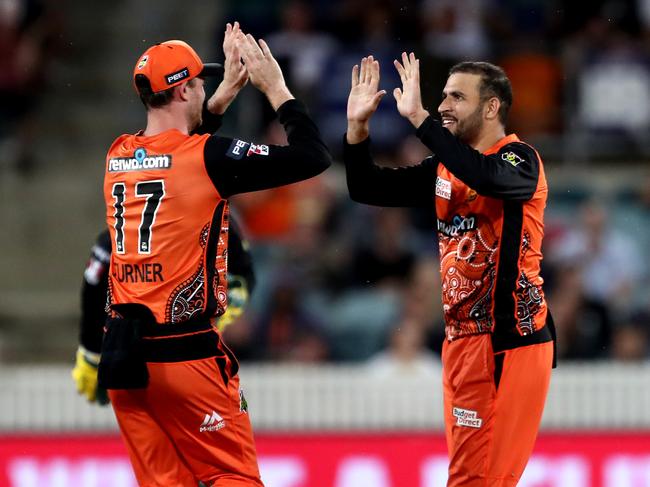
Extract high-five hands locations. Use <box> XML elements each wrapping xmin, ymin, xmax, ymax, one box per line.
<box><xmin>346</xmin><ymin>56</ymin><xmax>386</xmax><ymax>144</ymax></box>
<box><xmin>208</xmin><ymin>22</ymin><xmax>249</xmax><ymax>115</ymax></box>
<box><xmin>393</xmin><ymin>52</ymin><xmax>429</xmax><ymax>128</ymax></box>
<box><xmin>346</xmin><ymin>52</ymin><xmax>430</xmax><ymax>144</ymax></box>
<box><xmin>236</xmin><ymin>32</ymin><xmax>293</xmax><ymax>110</ymax></box>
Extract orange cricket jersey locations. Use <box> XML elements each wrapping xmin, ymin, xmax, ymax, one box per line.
<box><xmin>103</xmin><ymin>130</ymin><xmax>229</xmax><ymax>324</ymax></box>
<box><xmin>435</xmin><ymin>134</ymin><xmax>548</xmax><ymax>340</ymax></box>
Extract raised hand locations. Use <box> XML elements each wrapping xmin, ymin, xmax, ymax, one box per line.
<box><xmin>236</xmin><ymin>33</ymin><xmax>293</xmax><ymax>110</ymax></box>
<box><xmin>222</xmin><ymin>22</ymin><xmax>248</xmax><ymax>92</ymax></box>
<box><xmin>208</xmin><ymin>21</ymin><xmax>249</xmax><ymax>114</ymax></box>
<box><xmin>393</xmin><ymin>52</ymin><xmax>429</xmax><ymax>128</ymax></box>
<box><xmin>346</xmin><ymin>55</ymin><xmax>386</xmax><ymax>144</ymax></box>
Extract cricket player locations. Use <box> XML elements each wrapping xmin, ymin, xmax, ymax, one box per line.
<box><xmin>88</xmin><ymin>22</ymin><xmax>331</xmax><ymax>485</ymax></box>
<box><xmin>344</xmin><ymin>54</ymin><xmax>555</xmax><ymax>486</ymax></box>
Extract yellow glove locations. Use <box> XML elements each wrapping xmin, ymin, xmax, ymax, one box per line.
<box><xmin>72</xmin><ymin>346</ymin><xmax>109</xmax><ymax>405</ymax></box>
<box><xmin>216</xmin><ymin>276</ymin><xmax>249</xmax><ymax>331</ymax></box>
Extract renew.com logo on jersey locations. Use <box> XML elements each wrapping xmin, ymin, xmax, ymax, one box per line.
<box><xmin>108</xmin><ymin>148</ymin><xmax>172</xmax><ymax>172</ymax></box>
<box><xmin>199</xmin><ymin>410</ymin><xmax>226</xmax><ymax>433</ymax></box>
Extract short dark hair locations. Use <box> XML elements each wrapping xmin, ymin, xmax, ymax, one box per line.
<box><xmin>449</xmin><ymin>62</ymin><xmax>513</xmax><ymax>125</ymax></box>
<box><xmin>134</xmin><ymin>74</ymin><xmax>198</xmax><ymax>110</ymax></box>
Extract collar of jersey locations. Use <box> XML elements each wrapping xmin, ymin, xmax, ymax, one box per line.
<box><xmin>483</xmin><ymin>133</ymin><xmax>520</xmax><ymax>155</ymax></box>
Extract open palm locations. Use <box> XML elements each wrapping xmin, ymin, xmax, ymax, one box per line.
<box><xmin>347</xmin><ymin>56</ymin><xmax>386</xmax><ymax>123</ymax></box>
<box><xmin>393</xmin><ymin>52</ymin><xmax>428</xmax><ymax>126</ymax></box>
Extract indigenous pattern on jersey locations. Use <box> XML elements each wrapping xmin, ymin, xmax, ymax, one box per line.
<box><xmin>435</xmin><ymin>135</ymin><xmax>547</xmax><ymax>340</ymax></box>
<box><xmin>104</xmin><ymin>131</ymin><xmax>228</xmax><ymax>325</ymax></box>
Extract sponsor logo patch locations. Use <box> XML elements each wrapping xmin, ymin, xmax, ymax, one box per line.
<box><xmin>137</xmin><ymin>55</ymin><xmax>148</xmax><ymax>70</ymax></box>
<box><xmin>200</xmin><ymin>410</ymin><xmax>226</xmax><ymax>432</ymax></box>
<box><xmin>452</xmin><ymin>407</ymin><xmax>483</xmax><ymax>428</ymax></box>
<box><xmin>165</xmin><ymin>67</ymin><xmax>190</xmax><ymax>85</ymax></box>
<box><xmin>436</xmin><ymin>176</ymin><xmax>452</xmax><ymax>200</ymax></box>
<box><xmin>437</xmin><ymin>214</ymin><xmax>476</xmax><ymax>237</ymax></box>
<box><xmin>108</xmin><ymin>148</ymin><xmax>172</xmax><ymax>172</ymax></box>
<box><xmin>247</xmin><ymin>144</ymin><xmax>269</xmax><ymax>157</ymax></box>
<box><xmin>226</xmin><ymin>139</ymin><xmax>251</xmax><ymax>160</ymax></box>
<box><xmin>501</xmin><ymin>151</ymin><xmax>524</xmax><ymax>167</ymax></box>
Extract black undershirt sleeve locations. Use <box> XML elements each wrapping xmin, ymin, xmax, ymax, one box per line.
<box><xmin>415</xmin><ymin>116</ymin><xmax>540</xmax><ymax>201</ymax></box>
<box><xmin>343</xmin><ymin>135</ymin><xmax>435</xmax><ymax>207</ymax></box>
<box><xmin>203</xmin><ymin>99</ymin><xmax>331</xmax><ymax>197</ymax></box>
<box><xmin>192</xmin><ymin>100</ymin><xmax>224</xmax><ymax>135</ymax></box>
<box><xmin>79</xmin><ymin>230</ymin><xmax>112</xmax><ymax>353</ymax></box>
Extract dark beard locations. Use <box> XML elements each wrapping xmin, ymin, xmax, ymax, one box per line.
<box><xmin>455</xmin><ymin>103</ymin><xmax>483</xmax><ymax>145</ymax></box>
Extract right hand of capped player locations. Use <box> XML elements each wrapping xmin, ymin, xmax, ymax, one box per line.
<box><xmin>346</xmin><ymin>55</ymin><xmax>386</xmax><ymax>144</ymax></box>
<box><xmin>236</xmin><ymin>32</ymin><xmax>294</xmax><ymax>110</ymax></box>
<box><xmin>208</xmin><ymin>21</ymin><xmax>249</xmax><ymax>115</ymax></box>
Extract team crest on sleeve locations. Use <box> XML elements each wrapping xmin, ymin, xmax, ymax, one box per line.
<box><xmin>226</xmin><ymin>139</ymin><xmax>251</xmax><ymax>160</ymax></box>
<box><xmin>247</xmin><ymin>144</ymin><xmax>269</xmax><ymax>157</ymax></box>
<box><xmin>436</xmin><ymin>176</ymin><xmax>452</xmax><ymax>200</ymax></box>
<box><xmin>501</xmin><ymin>151</ymin><xmax>524</xmax><ymax>167</ymax></box>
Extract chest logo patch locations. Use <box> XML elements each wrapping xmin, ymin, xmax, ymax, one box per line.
<box><xmin>436</xmin><ymin>176</ymin><xmax>452</xmax><ymax>200</ymax></box>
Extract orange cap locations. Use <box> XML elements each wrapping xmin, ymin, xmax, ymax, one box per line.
<box><xmin>133</xmin><ymin>40</ymin><xmax>222</xmax><ymax>94</ymax></box>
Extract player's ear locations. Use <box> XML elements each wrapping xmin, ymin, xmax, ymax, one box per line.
<box><xmin>484</xmin><ymin>97</ymin><xmax>500</xmax><ymax>121</ymax></box>
<box><xmin>175</xmin><ymin>82</ymin><xmax>191</xmax><ymax>102</ymax></box>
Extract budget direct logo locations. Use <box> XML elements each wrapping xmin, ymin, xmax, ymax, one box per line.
<box><xmin>108</xmin><ymin>148</ymin><xmax>172</xmax><ymax>172</ymax></box>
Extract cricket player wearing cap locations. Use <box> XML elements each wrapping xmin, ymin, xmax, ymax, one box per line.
<box><xmin>99</xmin><ymin>22</ymin><xmax>331</xmax><ymax>486</ymax></box>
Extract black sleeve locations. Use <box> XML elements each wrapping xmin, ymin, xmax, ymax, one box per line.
<box><xmin>192</xmin><ymin>100</ymin><xmax>224</xmax><ymax>135</ymax></box>
<box><xmin>343</xmin><ymin>135</ymin><xmax>435</xmax><ymax>207</ymax></box>
<box><xmin>203</xmin><ymin>99</ymin><xmax>332</xmax><ymax>197</ymax></box>
<box><xmin>416</xmin><ymin>116</ymin><xmax>540</xmax><ymax>201</ymax></box>
<box><xmin>227</xmin><ymin>217</ymin><xmax>256</xmax><ymax>293</ymax></box>
<box><xmin>79</xmin><ymin>230</ymin><xmax>111</xmax><ymax>353</ymax></box>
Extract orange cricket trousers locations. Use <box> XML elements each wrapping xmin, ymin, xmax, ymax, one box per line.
<box><xmin>108</xmin><ymin>328</ymin><xmax>264</xmax><ymax>487</ymax></box>
<box><xmin>442</xmin><ymin>333</ymin><xmax>553</xmax><ymax>487</ymax></box>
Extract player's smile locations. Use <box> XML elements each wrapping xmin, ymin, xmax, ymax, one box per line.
<box><xmin>441</xmin><ymin>114</ymin><xmax>457</xmax><ymax>129</ymax></box>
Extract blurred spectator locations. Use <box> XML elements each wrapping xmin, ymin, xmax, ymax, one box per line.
<box><xmin>0</xmin><ymin>0</ymin><xmax>57</xmax><ymax>175</ymax></box>
<box><xmin>420</xmin><ymin>0</ymin><xmax>493</xmax><ymax>61</ymax></box>
<box><xmin>366</xmin><ymin>316</ymin><xmax>441</xmax><ymax>378</ymax></box>
<box><xmin>550</xmin><ymin>199</ymin><xmax>645</xmax><ymax>313</ymax></box>
<box><xmin>249</xmin><ymin>275</ymin><xmax>330</xmax><ymax>362</ymax></box>
<box><xmin>346</xmin><ymin>207</ymin><xmax>418</xmax><ymax>289</ymax></box>
<box><xmin>402</xmin><ymin>255</ymin><xmax>447</xmax><ymax>356</ymax></box>
<box><xmin>610</xmin><ymin>310</ymin><xmax>650</xmax><ymax>361</ymax></box>
<box><xmin>266</xmin><ymin>0</ymin><xmax>338</xmax><ymax>105</ymax></box>
<box><xmin>547</xmin><ymin>264</ymin><xmax>612</xmax><ymax>360</ymax></box>
<box><xmin>562</xmin><ymin>11</ymin><xmax>650</xmax><ymax>160</ymax></box>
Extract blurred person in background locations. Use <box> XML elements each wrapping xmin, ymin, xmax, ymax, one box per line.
<box><xmin>265</xmin><ymin>0</ymin><xmax>338</xmax><ymax>105</ymax></box>
<box><xmin>546</xmin><ymin>263</ymin><xmax>612</xmax><ymax>360</ymax></box>
<box><xmin>93</xmin><ymin>22</ymin><xmax>331</xmax><ymax>486</ymax></box>
<box><xmin>249</xmin><ymin>273</ymin><xmax>330</xmax><ymax>362</ymax></box>
<box><xmin>0</xmin><ymin>0</ymin><xmax>58</xmax><ymax>175</ymax></box>
<box><xmin>366</xmin><ymin>315</ymin><xmax>441</xmax><ymax>378</ymax></box>
<box><xmin>551</xmin><ymin>199</ymin><xmax>645</xmax><ymax>314</ymax></box>
<box><xmin>344</xmin><ymin>54</ymin><xmax>554</xmax><ymax>485</ymax></box>
<box><xmin>610</xmin><ymin>310</ymin><xmax>650</xmax><ymax>361</ymax></box>
<box><xmin>346</xmin><ymin>207</ymin><xmax>418</xmax><ymax>289</ymax></box>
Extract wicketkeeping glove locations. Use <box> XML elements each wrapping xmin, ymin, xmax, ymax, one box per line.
<box><xmin>216</xmin><ymin>275</ymin><xmax>249</xmax><ymax>331</ymax></box>
<box><xmin>72</xmin><ymin>345</ymin><xmax>109</xmax><ymax>405</ymax></box>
